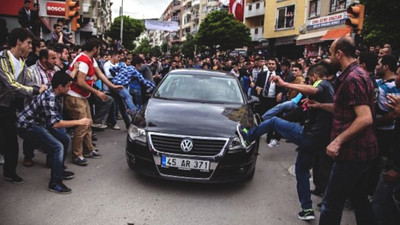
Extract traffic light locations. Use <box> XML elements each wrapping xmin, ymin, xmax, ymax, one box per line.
<box><xmin>65</xmin><ymin>0</ymin><xmax>80</xmax><ymax>31</ymax></box>
<box><xmin>345</xmin><ymin>3</ymin><xmax>364</xmax><ymax>34</ymax></box>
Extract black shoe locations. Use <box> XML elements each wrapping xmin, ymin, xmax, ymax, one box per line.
<box><xmin>3</xmin><ymin>174</ymin><xmax>24</xmax><ymax>184</ymax></box>
<box><xmin>62</xmin><ymin>171</ymin><xmax>75</xmax><ymax>180</ymax></box>
<box><xmin>298</xmin><ymin>209</ymin><xmax>315</xmax><ymax>221</ymax></box>
<box><xmin>84</xmin><ymin>150</ymin><xmax>102</xmax><ymax>159</ymax></box>
<box><xmin>92</xmin><ymin>142</ymin><xmax>97</xmax><ymax>147</ymax></box>
<box><xmin>236</xmin><ymin>124</ymin><xmax>251</xmax><ymax>148</ymax></box>
<box><xmin>311</xmin><ymin>189</ymin><xmax>324</xmax><ymax>197</ymax></box>
<box><xmin>72</xmin><ymin>157</ymin><xmax>88</xmax><ymax>166</ymax></box>
<box><xmin>92</xmin><ymin>136</ymin><xmax>98</xmax><ymax>141</ymax></box>
<box><xmin>48</xmin><ymin>182</ymin><xmax>72</xmax><ymax>194</ymax></box>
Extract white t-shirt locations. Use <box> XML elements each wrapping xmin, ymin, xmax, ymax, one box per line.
<box><xmin>8</xmin><ymin>51</ymin><xmax>23</xmax><ymax>80</ymax></box>
<box><xmin>67</xmin><ymin>53</ymin><xmax>99</xmax><ymax>98</ymax></box>
<box><xmin>103</xmin><ymin>60</ymin><xmax>117</xmax><ymax>79</ymax></box>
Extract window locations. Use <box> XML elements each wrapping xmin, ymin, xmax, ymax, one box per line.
<box><xmin>309</xmin><ymin>0</ymin><xmax>320</xmax><ymax>18</ymax></box>
<box><xmin>256</xmin><ymin>3</ymin><xmax>260</xmax><ymax>9</ymax></box>
<box><xmin>249</xmin><ymin>4</ymin><xmax>252</xmax><ymax>11</ymax></box>
<box><xmin>276</xmin><ymin>5</ymin><xmax>295</xmax><ymax>29</ymax></box>
<box><xmin>255</xmin><ymin>28</ymin><xmax>259</xmax><ymax>34</ymax></box>
<box><xmin>330</xmin><ymin>0</ymin><xmax>346</xmax><ymax>12</ymax></box>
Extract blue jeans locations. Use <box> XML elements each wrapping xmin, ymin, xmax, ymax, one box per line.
<box><xmin>262</xmin><ymin>101</ymin><xmax>298</xmax><ymax>121</ymax></box>
<box><xmin>117</xmin><ymin>88</ymin><xmax>137</xmax><ymax>113</ymax></box>
<box><xmin>247</xmin><ymin>116</ymin><xmax>316</xmax><ymax>209</ymax></box>
<box><xmin>319</xmin><ymin>161</ymin><xmax>378</xmax><ymax>225</ymax></box>
<box><xmin>129</xmin><ymin>88</ymin><xmax>142</xmax><ymax>110</ymax></box>
<box><xmin>17</xmin><ymin>126</ymin><xmax>70</xmax><ymax>183</ymax></box>
<box><xmin>372</xmin><ymin>172</ymin><xmax>400</xmax><ymax>225</ymax></box>
<box><xmin>248</xmin><ymin>116</ymin><xmax>313</xmax><ymax>149</ymax></box>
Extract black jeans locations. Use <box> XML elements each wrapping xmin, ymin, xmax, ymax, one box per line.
<box><xmin>319</xmin><ymin>160</ymin><xmax>378</xmax><ymax>225</ymax></box>
<box><xmin>0</xmin><ymin>106</ymin><xmax>19</xmax><ymax>177</ymax></box>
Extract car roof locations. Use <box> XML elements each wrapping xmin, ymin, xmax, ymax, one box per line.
<box><xmin>168</xmin><ymin>69</ymin><xmax>237</xmax><ymax>79</ymax></box>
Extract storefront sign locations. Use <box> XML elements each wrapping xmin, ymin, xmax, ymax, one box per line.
<box><xmin>46</xmin><ymin>1</ymin><xmax>66</xmax><ymax>17</ymax></box>
<box><xmin>306</xmin><ymin>12</ymin><xmax>347</xmax><ymax>30</ymax></box>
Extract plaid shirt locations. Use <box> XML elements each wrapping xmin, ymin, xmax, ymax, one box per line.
<box><xmin>111</xmin><ymin>65</ymin><xmax>155</xmax><ymax>89</ymax></box>
<box><xmin>331</xmin><ymin>62</ymin><xmax>378</xmax><ymax>161</ymax></box>
<box><xmin>17</xmin><ymin>87</ymin><xmax>61</xmax><ymax>129</ymax></box>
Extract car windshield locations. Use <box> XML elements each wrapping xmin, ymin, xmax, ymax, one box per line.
<box><xmin>154</xmin><ymin>74</ymin><xmax>244</xmax><ymax>104</ymax></box>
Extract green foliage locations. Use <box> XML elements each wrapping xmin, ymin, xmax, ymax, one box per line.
<box><xmin>106</xmin><ymin>16</ymin><xmax>144</xmax><ymax>50</ymax></box>
<box><xmin>161</xmin><ymin>42</ymin><xmax>168</xmax><ymax>53</ymax></box>
<box><xmin>181</xmin><ymin>33</ymin><xmax>195</xmax><ymax>58</ymax></box>
<box><xmin>134</xmin><ymin>38</ymin><xmax>152</xmax><ymax>55</ymax></box>
<box><xmin>196</xmin><ymin>10</ymin><xmax>251</xmax><ymax>53</ymax></box>
<box><xmin>150</xmin><ymin>46</ymin><xmax>162</xmax><ymax>57</ymax></box>
<box><xmin>360</xmin><ymin>0</ymin><xmax>400</xmax><ymax>49</ymax></box>
<box><xmin>170</xmin><ymin>44</ymin><xmax>181</xmax><ymax>56</ymax></box>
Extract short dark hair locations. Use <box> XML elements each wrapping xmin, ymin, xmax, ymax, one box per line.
<box><xmin>132</xmin><ymin>55</ymin><xmax>144</xmax><ymax>66</ymax></box>
<box><xmin>24</xmin><ymin>0</ymin><xmax>30</xmax><ymax>4</ymax></box>
<box><xmin>7</xmin><ymin>28</ymin><xmax>34</xmax><ymax>47</ymax></box>
<box><xmin>53</xmin><ymin>24</ymin><xmax>61</xmax><ymax>29</ymax></box>
<box><xmin>82</xmin><ymin>38</ymin><xmax>101</xmax><ymax>52</ymax></box>
<box><xmin>359</xmin><ymin>52</ymin><xmax>378</xmax><ymax>73</ymax></box>
<box><xmin>334</xmin><ymin>37</ymin><xmax>356</xmax><ymax>58</ymax></box>
<box><xmin>54</xmin><ymin>43</ymin><xmax>68</xmax><ymax>54</ymax></box>
<box><xmin>308</xmin><ymin>61</ymin><xmax>332</xmax><ymax>78</ymax></box>
<box><xmin>292</xmin><ymin>63</ymin><xmax>302</xmax><ymax>70</ymax></box>
<box><xmin>380</xmin><ymin>55</ymin><xmax>398</xmax><ymax>73</ymax></box>
<box><xmin>32</xmin><ymin>38</ymin><xmax>41</xmax><ymax>50</ymax></box>
<box><xmin>281</xmin><ymin>59</ymin><xmax>291</xmax><ymax>68</ymax></box>
<box><xmin>51</xmin><ymin>71</ymin><xmax>73</xmax><ymax>88</ymax></box>
<box><xmin>109</xmin><ymin>50</ymin><xmax>118</xmax><ymax>56</ymax></box>
<box><xmin>39</xmin><ymin>49</ymin><xmax>49</xmax><ymax>60</ymax></box>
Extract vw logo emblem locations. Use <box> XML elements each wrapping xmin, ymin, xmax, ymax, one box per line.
<box><xmin>180</xmin><ymin>139</ymin><xmax>193</xmax><ymax>153</ymax></box>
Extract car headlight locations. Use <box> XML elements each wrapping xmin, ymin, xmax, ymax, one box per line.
<box><xmin>128</xmin><ymin>124</ymin><xmax>147</xmax><ymax>143</ymax></box>
<box><xmin>228</xmin><ymin>137</ymin><xmax>243</xmax><ymax>153</ymax></box>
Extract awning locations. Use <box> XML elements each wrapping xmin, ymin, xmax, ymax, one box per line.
<box><xmin>296</xmin><ymin>30</ymin><xmax>328</xmax><ymax>45</ymax></box>
<box><xmin>320</xmin><ymin>27</ymin><xmax>351</xmax><ymax>40</ymax></box>
<box><xmin>274</xmin><ymin>35</ymin><xmax>297</xmax><ymax>46</ymax></box>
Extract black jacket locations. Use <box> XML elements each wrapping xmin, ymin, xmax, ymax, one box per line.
<box><xmin>18</xmin><ymin>7</ymin><xmax>32</xmax><ymax>29</ymax></box>
<box><xmin>255</xmin><ymin>70</ymin><xmax>282</xmax><ymax>98</ymax></box>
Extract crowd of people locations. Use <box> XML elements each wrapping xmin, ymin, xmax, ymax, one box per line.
<box><xmin>0</xmin><ymin>2</ymin><xmax>400</xmax><ymax>224</ymax></box>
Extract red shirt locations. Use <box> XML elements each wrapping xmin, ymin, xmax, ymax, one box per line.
<box><xmin>331</xmin><ymin>62</ymin><xmax>379</xmax><ymax>161</ymax></box>
<box><xmin>68</xmin><ymin>53</ymin><xmax>96</xmax><ymax>98</ymax></box>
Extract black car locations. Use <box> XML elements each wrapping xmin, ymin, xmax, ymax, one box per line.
<box><xmin>126</xmin><ymin>69</ymin><xmax>259</xmax><ymax>183</ymax></box>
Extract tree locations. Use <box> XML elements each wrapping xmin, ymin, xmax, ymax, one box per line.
<box><xmin>134</xmin><ymin>38</ymin><xmax>152</xmax><ymax>55</ymax></box>
<box><xmin>361</xmin><ymin>0</ymin><xmax>400</xmax><ymax>49</ymax></box>
<box><xmin>106</xmin><ymin>16</ymin><xmax>144</xmax><ymax>49</ymax></box>
<box><xmin>150</xmin><ymin>46</ymin><xmax>162</xmax><ymax>57</ymax></box>
<box><xmin>181</xmin><ymin>33</ymin><xmax>196</xmax><ymax>58</ymax></box>
<box><xmin>196</xmin><ymin>10</ymin><xmax>251</xmax><ymax>53</ymax></box>
<box><xmin>170</xmin><ymin>44</ymin><xmax>181</xmax><ymax>56</ymax></box>
<box><xmin>161</xmin><ymin>42</ymin><xmax>168</xmax><ymax>54</ymax></box>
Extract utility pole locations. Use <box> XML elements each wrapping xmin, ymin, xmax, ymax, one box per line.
<box><xmin>120</xmin><ymin>0</ymin><xmax>124</xmax><ymax>43</ymax></box>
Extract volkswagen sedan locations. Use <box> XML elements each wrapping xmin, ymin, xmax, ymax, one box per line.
<box><xmin>126</xmin><ymin>69</ymin><xmax>259</xmax><ymax>183</ymax></box>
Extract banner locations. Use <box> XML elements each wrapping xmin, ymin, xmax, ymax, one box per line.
<box><xmin>229</xmin><ymin>0</ymin><xmax>244</xmax><ymax>22</ymax></box>
<box><xmin>145</xmin><ymin>20</ymin><xmax>179</xmax><ymax>32</ymax></box>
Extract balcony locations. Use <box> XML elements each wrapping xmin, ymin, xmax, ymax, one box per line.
<box><xmin>245</xmin><ymin>1</ymin><xmax>265</xmax><ymax>18</ymax></box>
<box><xmin>192</xmin><ymin>0</ymin><xmax>200</xmax><ymax>7</ymax></box>
<box><xmin>250</xmin><ymin>26</ymin><xmax>264</xmax><ymax>41</ymax></box>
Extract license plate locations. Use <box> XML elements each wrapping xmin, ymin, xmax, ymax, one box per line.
<box><xmin>161</xmin><ymin>156</ymin><xmax>210</xmax><ymax>172</ymax></box>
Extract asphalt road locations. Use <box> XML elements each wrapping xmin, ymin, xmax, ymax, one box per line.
<box><xmin>0</xmin><ymin>123</ymin><xmax>356</xmax><ymax>225</ymax></box>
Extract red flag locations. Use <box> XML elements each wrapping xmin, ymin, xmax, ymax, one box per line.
<box><xmin>229</xmin><ymin>0</ymin><xmax>244</xmax><ymax>22</ymax></box>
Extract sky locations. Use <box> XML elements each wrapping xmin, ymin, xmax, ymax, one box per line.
<box><xmin>110</xmin><ymin>0</ymin><xmax>172</xmax><ymax>21</ymax></box>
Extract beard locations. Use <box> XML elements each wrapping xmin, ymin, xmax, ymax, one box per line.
<box><xmin>330</xmin><ymin>58</ymin><xmax>341</xmax><ymax>73</ymax></box>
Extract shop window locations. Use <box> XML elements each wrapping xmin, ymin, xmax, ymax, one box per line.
<box><xmin>276</xmin><ymin>5</ymin><xmax>295</xmax><ymax>29</ymax></box>
<box><xmin>330</xmin><ymin>0</ymin><xmax>346</xmax><ymax>12</ymax></box>
<box><xmin>309</xmin><ymin>0</ymin><xmax>320</xmax><ymax>18</ymax></box>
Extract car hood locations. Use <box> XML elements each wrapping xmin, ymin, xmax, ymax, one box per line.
<box><xmin>135</xmin><ymin>98</ymin><xmax>253</xmax><ymax>137</ymax></box>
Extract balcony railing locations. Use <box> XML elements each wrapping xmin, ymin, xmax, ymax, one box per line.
<box><xmin>245</xmin><ymin>1</ymin><xmax>265</xmax><ymax>18</ymax></box>
<box><xmin>250</xmin><ymin>26</ymin><xmax>264</xmax><ymax>41</ymax></box>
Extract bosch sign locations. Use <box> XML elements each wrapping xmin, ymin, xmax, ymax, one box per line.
<box><xmin>46</xmin><ymin>1</ymin><xmax>66</xmax><ymax>17</ymax></box>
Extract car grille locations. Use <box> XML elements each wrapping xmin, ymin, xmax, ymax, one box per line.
<box><xmin>150</xmin><ymin>134</ymin><xmax>227</xmax><ymax>156</ymax></box>
<box><xmin>158</xmin><ymin>167</ymin><xmax>212</xmax><ymax>178</ymax></box>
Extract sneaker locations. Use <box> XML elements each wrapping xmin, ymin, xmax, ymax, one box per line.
<box><xmin>267</xmin><ymin>139</ymin><xmax>280</xmax><ymax>148</ymax></box>
<box><xmin>91</xmin><ymin>123</ymin><xmax>107</xmax><ymax>129</ymax></box>
<box><xmin>72</xmin><ymin>157</ymin><xmax>88</xmax><ymax>166</ymax></box>
<box><xmin>236</xmin><ymin>124</ymin><xmax>251</xmax><ymax>148</ymax></box>
<box><xmin>23</xmin><ymin>158</ymin><xmax>33</xmax><ymax>167</ymax></box>
<box><xmin>62</xmin><ymin>170</ymin><xmax>75</xmax><ymax>180</ymax></box>
<box><xmin>112</xmin><ymin>124</ymin><xmax>121</xmax><ymax>130</ymax></box>
<box><xmin>48</xmin><ymin>182</ymin><xmax>72</xmax><ymax>194</ymax></box>
<box><xmin>84</xmin><ymin>150</ymin><xmax>102</xmax><ymax>159</ymax></box>
<box><xmin>298</xmin><ymin>209</ymin><xmax>315</xmax><ymax>221</ymax></box>
<box><xmin>0</xmin><ymin>154</ymin><xmax>4</xmax><ymax>165</ymax></box>
<box><xmin>3</xmin><ymin>174</ymin><xmax>24</xmax><ymax>184</ymax></box>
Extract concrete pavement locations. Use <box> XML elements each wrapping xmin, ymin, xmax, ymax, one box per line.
<box><xmin>0</xmin><ymin>124</ymin><xmax>356</xmax><ymax>225</ymax></box>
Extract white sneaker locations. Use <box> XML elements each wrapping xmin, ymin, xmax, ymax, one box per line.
<box><xmin>112</xmin><ymin>124</ymin><xmax>121</xmax><ymax>130</ymax></box>
<box><xmin>92</xmin><ymin>123</ymin><xmax>107</xmax><ymax>129</ymax></box>
<box><xmin>267</xmin><ymin>139</ymin><xmax>280</xmax><ymax>148</ymax></box>
<box><xmin>0</xmin><ymin>154</ymin><xmax>4</xmax><ymax>165</ymax></box>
